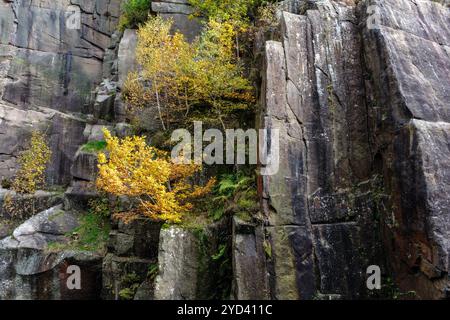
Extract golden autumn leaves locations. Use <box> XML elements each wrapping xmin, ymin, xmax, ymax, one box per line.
<box><xmin>11</xmin><ymin>131</ymin><xmax>52</xmax><ymax>194</ymax></box>
<box><xmin>3</xmin><ymin>131</ymin><xmax>52</xmax><ymax>218</ymax></box>
<box><xmin>123</xmin><ymin>16</ymin><xmax>255</xmax><ymax>131</ymax></box>
<box><xmin>3</xmin><ymin>129</ymin><xmax>213</xmax><ymax>224</ymax></box>
<box><xmin>96</xmin><ymin>129</ymin><xmax>215</xmax><ymax>224</ymax></box>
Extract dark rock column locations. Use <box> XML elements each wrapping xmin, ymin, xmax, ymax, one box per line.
<box><xmin>258</xmin><ymin>2</ymin><xmax>383</xmax><ymax>299</ymax></box>
<box><xmin>360</xmin><ymin>0</ymin><xmax>450</xmax><ymax>299</ymax></box>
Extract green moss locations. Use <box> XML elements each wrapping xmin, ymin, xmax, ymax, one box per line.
<box><xmin>48</xmin><ymin>209</ymin><xmax>66</xmax><ymax>221</ymax></box>
<box><xmin>118</xmin><ymin>272</ymin><xmax>145</xmax><ymax>300</ymax></box>
<box><xmin>368</xmin><ymin>277</ymin><xmax>416</xmax><ymax>300</ymax></box>
<box><xmin>71</xmin><ymin>212</ymin><xmax>110</xmax><ymax>251</ymax></box>
<box><xmin>47</xmin><ymin>211</ymin><xmax>110</xmax><ymax>253</ymax></box>
<box><xmin>81</xmin><ymin>140</ymin><xmax>107</xmax><ymax>153</ymax></box>
<box><xmin>263</xmin><ymin>239</ymin><xmax>272</xmax><ymax>259</ymax></box>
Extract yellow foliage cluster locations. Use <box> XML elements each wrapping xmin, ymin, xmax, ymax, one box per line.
<box><xmin>188</xmin><ymin>0</ymin><xmax>256</xmax><ymax>28</ymax></box>
<box><xmin>124</xmin><ymin>16</ymin><xmax>255</xmax><ymax>130</ymax></box>
<box><xmin>96</xmin><ymin>129</ymin><xmax>215</xmax><ymax>224</ymax></box>
<box><xmin>11</xmin><ymin>131</ymin><xmax>52</xmax><ymax>194</ymax></box>
<box><xmin>3</xmin><ymin>131</ymin><xmax>52</xmax><ymax>218</ymax></box>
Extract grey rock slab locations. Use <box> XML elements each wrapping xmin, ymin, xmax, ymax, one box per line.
<box><xmin>154</xmin><ymin>227</ymin><xmax>200</xmax><ymax>300</ymax></box>
<box><xmin>151</xmin><ymin>2</ymin><xmax>194</xmax><ymax>15</ymax></box>
<box><xmin>118</xmin><ymin>29</ymin><xmax>138</xmax><ymax>88</ymax></box>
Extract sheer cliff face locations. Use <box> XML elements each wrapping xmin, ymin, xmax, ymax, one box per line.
<box><xmin>0</xmin><ymin>0</ymin><xmax>122</xmax><ymax>185</ymax></box>
<box><xmin>0</xmin><ymin>0</ymin><xmax>449</xmax><ymax>301</ymax></box>
<box><xmin>258</xmin><ymin>0</ymin><xmax>450</xmax><ymax>299</ymax></box>
<box><xmin>361</xmin><ymin>0</ymin><xmax>450</xmax><ymax>299</ymax></box>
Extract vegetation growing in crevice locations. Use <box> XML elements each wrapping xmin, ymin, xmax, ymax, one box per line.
<box><xmin>3</xmin><ymin>131</ymin><xmax>52</xmax><ymax>219</ymax></box>
<box><xmin>211</xmin><ymin>170</ymin><xmax>259</xmax><ymax>222</ymax></box>
<box><xmin>81</xmin><ymin>140</ymin><xmax>107</xmax><ymax>153</ymax></box>
<box><xmin>118</xmin><ymin>0</ymin><xmax>152</xmax><ymax>31</ymax></box>
<box><xmin>47</xmin><ymin>198</ymin><xmax>111</xmax><ymax>252</ymax></box>
<box><xmin>115</xmin><ymin>0</ymin><xmax>283</xmax><ymax>230</ymax></box>
<box><xmin>193</xmin><ymin>222</ymin><xmax>233</xmax><ymax>299</ymax></box>
<box><xmin>118</xmin><ymin>273</ymin><xmax>142</xmax><ymax>300</ymax></box>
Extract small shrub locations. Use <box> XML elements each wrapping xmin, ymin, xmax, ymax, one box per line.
<box><xmin>127</xmin><ymin>16</ymin><xmax>255</xmax><ymax>131</ymax></box>
<box><xmin>118</xmin><ymin>0</ymin><xmax>152</xmax><ymax>31</ymax></box>
<box><xmin>10</xmin><ymin>131</ymin><xmax>52</xmax><ymax>194</ymax></box>
<box><xmin>1</xmin><ymin>178</ymin><xmax>11</xmax><ymax>189</ymax></box>
<box><xmin>96</xmin><ymin>129</ymin><xmax>215</xmax><ymax>224</ymax></box>
<box><xmin>3</xmin><ymin>131</ymin><xmax>52</xmax><ymax>218</ymax></box>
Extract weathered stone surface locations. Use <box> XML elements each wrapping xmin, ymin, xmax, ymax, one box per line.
<box><xmin>10</xmin><ymin>205</ymin><xmax>78</xmax><ymax>250</ymax></box>
<box><xmin>153</xmin><ymin>220</ymin><xmax>231</xmax><ymax>300</ymax></box>
<box><xmin>386</xmin><ymin>120</ymin><xmax>450</xmax><ymax>298</ymax></box>
<box><xmin>258</xmin><ymin>3</ymin><xmax>381</xmax><ymax>300</ymax></box>
<box><xmin>0</xmin><ymin>104</ymin><xmax>52</xmax><ymax>181</ymax></box>
<box><xmin>64</xmin><ymin>180</ymin><xmax>98</xmax><ymax>211</ymax></box>
<box><xmin>110</xmin><ymin>219</ymin><xmax>162</xmax><ymax>259</ymax></box>
<box><xmin>160</xmin><ymin>13</ymin><xmax>202</xmax><ymax>43</ymax></box>
<box><xmin>231</xmin><ymin>217</ymin><xmax>269</xmax><ymax>300</ymax></box>
<box><xmin>151</xmin><ymin>2</ymin><xmax>194</xmax><ymax>15</ymax></box>
<box><xmin>0</xmin><ymin>0</ymin><xmax>122</xmax><ymax>187</ymax></box>
<box><xmin>359</xmin><ymin>0</ymin><xmax>450</xmax><ymax>299</ymax></box>
<box><xmin>260</xmin><ymin>40</ymin><xmax>308</xmax><ymax>227</ymax></box>
<box><xmin>3</xmin><ymin>49</ymin><xmax>103</xmax><ymax>113</ymax></box>
<box><xmin>0</xmin><ymin>205</ymin><xmax>102</xmax><ymax>300</ymax></box>
<box><xmin>114</xmin><ymin>122</ymin><xmax>133</xmax><ymax>138</ymax></box>
<box><xmin>312</xmin><ymin>223</ymin><xmax>364</xmax><ymax>297</ymax></box>
<box><xmin>118</xmin><ymin>29</ymin><xmax>138</xmax><ymax>88</ymax></box>
<box><xmin>101</xmin><ymin>217</ymin><xmax>162</xmax><ymax>300</ymax></box>
<box><xmin>266</xmin><ymin>225</ymin><xmax>315</xmax><ymax>300</ymax></box>
<box><xmin>46</xmin><ymin>114</ymin><xmax>88</xmax><ymax>185</ymax></box>
<box><xmin>0</xmin><ymin>103</ymin><xmax>88</xmax><ymax>186</ymax></box>
<box><xmin>154</xmin><ymin>227</ymin><xmax>200</xmax><ymax>300</ymax></box>
<box><xmin>133</xmin><ymin>279</ymin><xmax>155</xmax><ymax>300</ymax></box>
<box><xmin>83</xmin><ymin>124</ymin><xmax>112</xmax><ymax>141</ymax></box>
<box><xmin>0</xmin><ymin>247</ymin><xmax>102</xmax><ymax>300</ymax></box>
<box><xmin>71</xmin><ymin>150</ymin><xmax>99</xmax><ymax>181</ymax></box>
<box><xmin>101</xmin><ymin>253</ymin><xmax>155</xmax><ymax>300</ymax></box>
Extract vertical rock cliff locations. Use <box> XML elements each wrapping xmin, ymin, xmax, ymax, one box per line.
<box><xmin>0</xmin><ymin>0</ymin><xmax>122</xmax><ymax>184</ymax></box>
<box><xmin>255</xmin><ymin>0</ymin><xmax>450</xmax><ymax>299</ymax></box>
<box><xmin>0</xmin><ymin>0</ymin><xmax>124</xmax><ymax>299</ymax></box>
<box><xmin>0</xmin><ymin>0</ymin><xmax>449</xmax><ymax>300</ymax></box>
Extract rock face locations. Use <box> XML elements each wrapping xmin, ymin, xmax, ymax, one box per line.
<box><xmin>0</xmin><ymin>0</ymin><xmax>449</xmax><ymax>301</ymax></box>
<box><xmin>154</xmin><ymin>227</ymin><xmax>200</xmax><ymax>300</ymax></box>
<box><xmin>101</xmin><ymin>217</ymin><xmax>161</xmax><ymax>300</ymax></box>
<box><xmin>359</xmin><ymin>0</ymin><xmax>450</xmax><ymax>299</ymax></box>
<box><xmin>231</xmin><ymin>217</ymin><xmax>269</xmax><ymax>300</ymax></box>
<box><xmin>0</xmin><ymin>0</ymin><xmax>208</xmax><ymax>301</ymax></box>
<box><xmin>256</xmin><ymin>0</ymin><xmax>450</xmax><ymax>299</ymax></box>
<box><xmin>0</xmin><ymin>205</ymin><xmax>103</xmax><ymax>300</ymax></box>
<box><xmin>0</xmin><ymin>0</ymin><xmax>123</xmax><ymax>185</ymax></box>
<box><xmin>151</xmin><ymin>0</ymin><xmax>202</xmax><ymax>43</ymax></box>
<box><xmin>154</xmin><ymin>221</ymin><xmax>231</xmax><ymax>300</ymax></box>
<box><xmin>0</xmin><ymin>0</ymin><xmax>124</xmax><ymax>301</ymax></box>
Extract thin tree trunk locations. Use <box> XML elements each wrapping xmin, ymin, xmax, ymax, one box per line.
<box><xmin>184</xmin><ymin>85</ymin><xmax>190</xmax><ymax>117</ymax></box>
<box><xmin>154</xmin><ymin>81</ymin><xmax>166</xmax><ymax>131</ymax></box>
